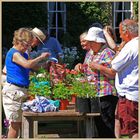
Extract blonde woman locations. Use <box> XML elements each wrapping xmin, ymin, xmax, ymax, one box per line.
<box><xmin>2</xmin><ymin>28</ymin><xmax>50</xmax><ymax>138</ymax></box>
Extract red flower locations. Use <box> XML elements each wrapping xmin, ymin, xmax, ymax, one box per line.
<box><xmin>66</xmin><ymin>68</ymin><xmax>71</xmax><ymax>74</ymax></box>
<box><xmin>70</xmin><ymin>69</ymin><xmax>78</xmax><ymax>75</ymax></box>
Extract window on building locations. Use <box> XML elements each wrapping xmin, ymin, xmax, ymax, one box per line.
<box><xmin>47</xmin><ymin>2</ymin><xmax>66</xmax><ymax>43</ymax></box>
<box><xmin>113</xmin><ymin>2</ymin><xmax>132</xmax><ymax>43</ymax></box>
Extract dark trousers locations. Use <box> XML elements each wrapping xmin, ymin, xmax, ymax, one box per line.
<box><xmin>94</xmin><ymin>95</ymin><xmax>118</xmax><ymax>138</ymax></box>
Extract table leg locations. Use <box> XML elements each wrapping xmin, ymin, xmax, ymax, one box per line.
<box><xmin>34</xmin><ymin>121</ymin><xmax>38</xmax><ymax>138</ymax></box>
<box><xmin>77</xmin><ymin>120</ymin><xmax>86</xmax><ymax>138</ymax></box>
<box><xmin>22</xmin><ymin>116</ymin><xmax>33</xmax><ymax>138</ymax></box>
<box><xmin>85</xmin><ymin>117</ymin><xmax>98</xmax><ymax>138</ymax></box>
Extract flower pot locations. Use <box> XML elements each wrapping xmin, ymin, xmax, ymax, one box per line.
<box><xmin>90</xmin><ymin>97</ymin><xmax>101</xmax><ymax>113</ymax></box>
<box><xmin>60</xmin><ymin>99</ymin><xmax>69</xmax><ymax>110</ymax></box>
<box><xmin>28</xmin><ymin>95</ymin><xmax>35</xmax><ymax>101</ymax></box>
<box><xmin>75</xmin><ymin>97</ymin><xmax>91</xmax><ymax>113</ymax></box>
<box><xmin>71</xmin><ymin>94</ymin><xmax>77</xmax><ymax>103</ymax></box>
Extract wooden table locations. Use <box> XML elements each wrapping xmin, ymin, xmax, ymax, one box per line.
<box><xmin>22</xmin><ymin>110</ymin><xmax>100</xmax><ymax>138</ymax></box>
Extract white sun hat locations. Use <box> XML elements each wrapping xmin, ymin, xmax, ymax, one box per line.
<box><xmin>84</xmin><ymin>27</ymin><xmax>106</xmax><ymax>43</ymax></box>
<box><xmin>31</xmin><ymin>27</ymin><xmax>46</xmax><ymax>44</ymax></box>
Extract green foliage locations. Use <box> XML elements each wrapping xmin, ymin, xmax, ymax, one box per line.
<box><xmin>71</xmin><ymin>79</ymin><xmax>97</xmax><ymax>98</ymax></box>
<box><xmin>133</xmin><ymin>2</ymin><xmax>138</xmax><ymax>21</ymax></box>
<box><xmin>66</xmin><ymin>2</ymin><xmax>112</xmax><ymax>47</ymax></box>
<box><xmin>63</xmin><ymin>47</ymin><xmax>84</xmax><ymax>69</ymax></box>
<box><xmin>28</xmin><ymin>81</ymin><xmax>51</xmax><ymax>97</ymax></box>
<box><xmin>28</xmin><ymin>68</ymin><xmax>51</xmax><ymax>97</ymax></box>
<box><xmin>37</xmin><ymin>67</ymin><xmax>49</xmax><ymax>76</ymax></box>
<box><xmin>30</xmin><ymin>67</ymin><xmax>50</xmax><ymax>82</ymax></box>
<box><xmin>28</xmin><ymin>67</ymin><xmax>98</xmax><ymax>100</ymax></box>
<box><xmin>64</xmin><ymin>70</ymin><xmax>97</xmax><ymax>98</ymax></box>
<box><xmin>53</xmin><ymin>83</ymin><xmax>72</xmax><ymax>100</ymax></box>
<box><xmin>63</xmin><ymin>2</ymin><xmax>112</xmax><ymax>68</ymax></box>
<box><xmin>78</xmin><ymin>2</ymin><xmax>112</xmax><ymax>26</ymax></box>
<box><xmin>65</xmin><ymin>72</ymin><xmax>84</xmax><ymax>86</ymax></box>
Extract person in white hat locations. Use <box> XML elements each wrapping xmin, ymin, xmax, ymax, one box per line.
<box><xmin>74</xmin><ymin>23</ymin><xmax>103</xmax><ymax>73</ymax></box>
<box><xmin>83</xmin><ymin>27</ymin><xmax>118</xmax><ymax>138</ymax></box>
<box><xmin>31</xmin><ymin>27</ymin><xmax>64</xmax><ymax>63</ymax></box>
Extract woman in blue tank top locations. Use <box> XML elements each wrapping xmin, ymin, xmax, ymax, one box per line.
<box><xmin>2</xmin><ymin>28</ymin><xmax>50</xmax><ymax>138</ymax></box>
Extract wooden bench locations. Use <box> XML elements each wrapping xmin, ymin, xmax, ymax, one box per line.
<box><xmin>22</xmin><ymin>109</ymin><xmax>100</xmax><ymax>138</ymax></box>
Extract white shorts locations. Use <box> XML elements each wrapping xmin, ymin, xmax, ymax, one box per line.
<box><xmin>2</xmin><ymin>82</ymin><xmax>28</xmax><ymax>122</ymax></box>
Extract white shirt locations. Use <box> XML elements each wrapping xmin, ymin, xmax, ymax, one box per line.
<box><xmin>111</xmin><ymin>37</ymin><xmax>139</xmax><ymax>102</ymax></box>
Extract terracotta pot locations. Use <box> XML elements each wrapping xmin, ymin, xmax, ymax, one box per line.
<box><xmin>28</xmin><ymin>95</ymin><xmax>35</xmax><ymax>101</ymax></box>
<box><xmin>60</xmin><ymin>99</ymin><xmax>69</xmax><ymax>110</ymax></box>
<box><xmin>71</xmin><ymin>94</ymin><xmax>77</xmax><ymax>103</ymax></box>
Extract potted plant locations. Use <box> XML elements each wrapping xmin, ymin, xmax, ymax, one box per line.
<box><xmin>70</xmin><ymin>75</ymin><xmax>98</xmax><ymax>113</ymax></box>
<box><xmin>28</xmin><ymin>68</ymin><xmax>52</xmax><ymax>100</ymax></box>
<box><xmin>52</xmin><ymin>82</ymin><xmax>72</xmax><ymax>110</ymax></box>
<box><xmin>64</xmin><ymin>69</ymin><xmax>86</xmax><ymax>103</ymax></box>
<box><xmin>28</xmin><ymin>81</ymin><xmax>51</xmax><ymax>99</ymax></box>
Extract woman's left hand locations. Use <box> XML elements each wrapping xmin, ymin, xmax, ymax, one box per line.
<box><xmin>89</xmin><ymin>62</ymin><xmax>100</xmax><ymax>70</ymax></box>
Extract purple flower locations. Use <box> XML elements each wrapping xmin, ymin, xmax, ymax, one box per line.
<box><xmin>4</xmin><ymin>119</ymin><xmax>9</xmax><ymax>128</ymax></box>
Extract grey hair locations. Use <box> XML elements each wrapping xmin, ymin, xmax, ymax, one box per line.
<box><xmin>121</xmin><ymin>19</ymin><xmax>138</xmax><ymax>36</ymax></box>
<box><xmin>80</xmin><ymin>31</ymin><xmax>88</xmax><ymax>40</ymax></box>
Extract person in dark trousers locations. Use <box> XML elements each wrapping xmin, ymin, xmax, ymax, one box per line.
<box><xmin>84</xmin><ymin>27</ymin><xmax>118</xmax><ymax>138</ymax></box>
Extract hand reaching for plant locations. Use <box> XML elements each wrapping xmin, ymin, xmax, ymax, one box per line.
<box><xmin>89</xmin><ymin>62</ymin><xmax>101</xmax><ymax>71</ymax></box>
<box><xmin>74</xmin><ymin>63</ymin><xmax>83</xmax><ymax>72</ymax></box>
<box><xmin>40</xmin><ymin>52</ymin><xmax>51</xmax><ymax>60</ymax></box>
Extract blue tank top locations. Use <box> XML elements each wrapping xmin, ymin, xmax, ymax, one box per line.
<box><xmin>6</xmin><ymin>48</ymin><xmax>30</xmax><ymax>87</ymax></box>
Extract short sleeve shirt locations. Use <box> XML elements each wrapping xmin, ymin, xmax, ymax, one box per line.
<box><xmin>111</xmin><ymin>37</ymin><xmax>139</xmax><ymax>102</ymax></box>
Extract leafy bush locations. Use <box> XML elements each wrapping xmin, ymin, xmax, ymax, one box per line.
<box><xmin>28</xmin><ymin>68</ymin><xmax>51</xmax><ymax>97</ymax></box>
<box><xmin>64</xmin><ymin>69</ymin><xmax>97</xmax><ymax>98</ymax></box>
<box><xmin>63</xmin><ymin>46</ymin><xmax>81</xmax><ymax>69</ymax></box>
<box><xmin>71</xmin><ymin>77</ymin><xmax>97</xmax><ymax>98</ymax></box>
<box><xmin>53</xmin><ymin>83</ymin><xmax>72</xmax><ymax>100</ymax></box>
